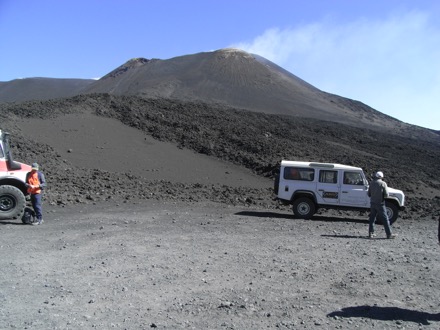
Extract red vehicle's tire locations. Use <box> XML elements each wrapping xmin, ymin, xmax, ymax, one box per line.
<box><xmin>0</xmin><ymin>185</ymin><xmax>26</xmax><ymax>220</ymax></box>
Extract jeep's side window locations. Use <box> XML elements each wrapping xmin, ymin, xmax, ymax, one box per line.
<box><xmin>319</xmin><ymin>170</ymin><xmax>338</xmax><ymax>184</ymax></box>
<box><xmin>284</xmin><ymin>167</ymin><xmax>298</xmax><ymax>180</ymax></box>
<box><xmin>284</xmin><ymin>167</ymin><xmax>314</xmax><ymax>181</ymax></box>
<box><xmin>343</xmin><ymin>171</ymin><xmax>363</xmax><ymax>185</ymax></box>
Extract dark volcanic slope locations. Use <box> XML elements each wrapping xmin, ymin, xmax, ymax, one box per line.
<box><xmin>0</xmin><ymin>77</ymin><xmax>94</xmax><ymax>102</ymax></box>
<box><xmin>83</xmin><ymin>49</ymin><xmax>407</xmax><ymax>131</ymax></box>
<box><xmin>1</xmin><ymin>94</ymin><xmax>439</xmax><ymax>220</ymax></box>
<box><xmin>2</xmin><ymin>49</ymin><xmax>435</xmax><ymax>138</ymax></box>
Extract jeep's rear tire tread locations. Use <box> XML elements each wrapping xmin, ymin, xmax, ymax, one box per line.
<box><xmin>292</xmin><ymin>197</ymin><xmax>316</xmax><ymax>219</ymax></box>
<box><xmin>0</xmin><ymin>185</ymin><xmax>26</xmax><ymax>220</ymax></box>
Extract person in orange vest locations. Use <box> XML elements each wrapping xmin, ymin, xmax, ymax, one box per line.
<box><xmin>25</xmin><ymin>163</ymin><xmax>47</xmax><ymax>225</ymax></box>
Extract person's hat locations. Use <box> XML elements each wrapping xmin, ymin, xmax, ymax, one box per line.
<box><xmin>375</xmin><ymin>171</ymin><xmax>384</xmax><ymax>178</ymax></box>
<box><xmin>31</xmin><ymin>163</ymin><xmax>39</xmax><ymax>170</ymax></box>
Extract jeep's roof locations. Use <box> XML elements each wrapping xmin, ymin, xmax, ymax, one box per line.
<box><xmin>280</xmin><ymin>160</ymin><xmax>363</xmax><ymax>171</ymax></box>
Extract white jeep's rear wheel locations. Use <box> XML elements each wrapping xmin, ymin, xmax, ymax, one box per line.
<box><xmin>292</xmin><ymin>197</ymin><xmax>316</xmax><ymax>219</ymax></box>
<box><xmin>0</xmin><ymin>185</ymin><xmax>26</xmax><ymax>220</ymax></box>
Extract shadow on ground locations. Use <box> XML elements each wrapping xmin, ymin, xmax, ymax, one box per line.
<box><xmin>0</xmin><ymin>220</ymin><xmax>24</xmax><ymax>225</ymax></box>
<box><xmin>235</xmin><ymin>211</ymin><xmax>294</xmax><ymax>220</ymax></box>
<box><xmin>235</xmin><ymin>211</ymin><xmax>367</xmax><ymax>225</ymax></box>
<box><xmin>328</xmin><ymin>305</ymin><xmax>440</xmax><ymax>325</ymax></box>
<box><xmin>321</xmin><ymin>234</ymin><xmax>369</xmax><ymax>239</ymax></box>
<box><xmin>311</xmin><ymin>215</ymin><xmax>367</xmax><ymax>224</ymax></box>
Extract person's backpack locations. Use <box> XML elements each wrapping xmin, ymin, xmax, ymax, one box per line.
<box><xmin>22</xmin><ymin>207</ymin><xmax>36</xmax><ymax>224</ymax></box>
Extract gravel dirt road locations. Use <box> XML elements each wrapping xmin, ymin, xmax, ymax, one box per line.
<box><xmin>1</xmin><ymin>200</ymin><xmax>439</xmax><ymax>329</ymax></box>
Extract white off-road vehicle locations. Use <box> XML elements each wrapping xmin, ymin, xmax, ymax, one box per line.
<box><xmin>274</xmin><ymin>161</ymin><xmax>405</xmax><ymax>223</ymax></box>
<box><xmin>0</xmin><ymin>129</ymin><xmax>31</xmax><ymax>220</ymax></box>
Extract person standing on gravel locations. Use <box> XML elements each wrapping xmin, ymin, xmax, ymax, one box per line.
<box><xmin>25</xmin><ymin>163</ymin><xmax>47</xmax><ymax>226</ymax></box>
<box><xmin>367</xmin><ymin>171</ymin><xmax>396</xmax><ymax>239</ymax></box>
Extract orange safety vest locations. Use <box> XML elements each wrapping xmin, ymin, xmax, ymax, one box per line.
<box><xmin>27</xmin><ymin>171</ymin><xmax>42</xmax><ymax>194</ymax></box>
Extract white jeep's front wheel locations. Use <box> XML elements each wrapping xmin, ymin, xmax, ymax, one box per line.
<box><xmin>375</xmin><ymin>201</ymin><xmax>399</xmax><ymax>225</ymax></box>
<box><xmin>385</xmin><ymin>201</ymin><xmax>399</xmax><ymax>225</ymax></box>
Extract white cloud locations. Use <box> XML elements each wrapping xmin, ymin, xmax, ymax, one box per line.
<box><xmin>233</xmin><ymin>11</ymin><xmax>440</xmax><ymax>130</ymax></box>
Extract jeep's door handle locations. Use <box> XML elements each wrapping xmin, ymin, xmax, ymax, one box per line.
<box><xmin>318</xmin><ymin>189</ymin><xmax>324</xmax><ymax>191</ymax></box>
<box><xmin>342</xmin><ymin>191</ymin><xmax>348</xmax><ymax>193</ymax></box>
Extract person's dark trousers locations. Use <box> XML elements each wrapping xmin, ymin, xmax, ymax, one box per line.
<box><xmin>369</xmin><ymin>202</ymin><xmax>392</xmax><ymax>237</ymax></box>
<box><xmin>31</xmin><ymin>193</ymin><xmax>43</xmax><ymax>221</ymax></box>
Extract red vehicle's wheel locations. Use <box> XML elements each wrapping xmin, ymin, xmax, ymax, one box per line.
<box><xmin>0</xmin><ymin>185</ymin><xmax>26</xmax><ymax>220</ymax></box>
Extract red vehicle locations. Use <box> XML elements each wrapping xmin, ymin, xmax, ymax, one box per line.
<box><xmin>0</xmin><ymin>129</ymin><xmax>31</xmax><ymax>220</ymax></box>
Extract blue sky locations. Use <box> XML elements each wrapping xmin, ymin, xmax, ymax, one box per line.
<box><xmin>1</xmin><ymin>0</ymin><xmax>439</xmax><ymax>130</ymax></box>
